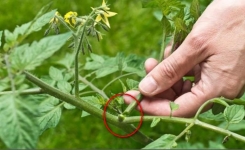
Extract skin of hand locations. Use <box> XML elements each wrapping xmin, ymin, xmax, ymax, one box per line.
<box><xmin>124</xmin><ymin>0</ymin><xmax>245</xmax><ymax>117</ymax></box>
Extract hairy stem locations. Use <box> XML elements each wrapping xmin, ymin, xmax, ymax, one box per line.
<box><xmin>122</xmin><ymin>115</ymin><xmax>245</xmax><ymax>143</ymax></box>
<box><xmin>0</xmin><ymin>88</ymin><xmax>43</xmax><ymax>95</ymax></box>
<box><xmin>123</xmin><ymin>93</ymin><xmax>143</xmax><ymax>116</ymax></box>
<box><xmin>102</xmin><ymin>72</ymin><xmax>135</xmax><ymax>91</ymax></box>
<box><xmin>174</xmin><ymin>123</ymin><xmax>194</xmax><ymax>142</ymax></box>
<box><xmin>24</xmin><ymin>71</ymin><xmax>152</xmax><ymax>144</ymax></box>
<box><xmin>159</xmin><ymin>26</ymin><xmax>166</xmax><ymax>62</ymax></box>
<box><xmin>79</xmin><ymin>75</ymin><xmax>108</xmax><ymax>99</ymax></box>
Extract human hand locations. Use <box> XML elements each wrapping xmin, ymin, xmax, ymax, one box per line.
<box><xmin>124</xmin><ymin>0</ymin><xmax>245</xmax><ymax>117</ymax></box>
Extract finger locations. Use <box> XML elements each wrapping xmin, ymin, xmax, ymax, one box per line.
<box><xmin>137</xmin><ymin>80</ymin><xmax>216</xmax><ymax>117</ymax></box>
<box><xmin>145</xmin><ymin>58</ymin><xmax>158</xmax><ymax>74</ymax></box>
<box><xmin>139</xmin><ymin>35</ymin><xmax>209</xmax><ymax>96</ymax></box>
<box><xmin>171</xmin><ymin>79</ymin><xmax>183</xmax><ymax>96</ymax></box>
<box><xmin>181</xmin><ymin>80</ymin><xmax>192</xmax><ymax>94</ymax></box>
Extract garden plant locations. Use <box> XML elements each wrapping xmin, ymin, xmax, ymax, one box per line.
<box><xmin>0</xmin><ymin>0</ymin><xmax>245</xmax><ymax>149</ymax></box>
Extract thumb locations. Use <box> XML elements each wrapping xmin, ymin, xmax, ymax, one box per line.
<box><xmin>139</xmin><ymin>37</ymin><xmax>208</xmax><ymax>96</ymax></box>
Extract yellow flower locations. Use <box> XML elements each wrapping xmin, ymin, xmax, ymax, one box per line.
<box><xmin>49</xmin><ymin>11</ymin><xmax>60</xmax><ymax>24</ymax></box>
<box><xmin>94</xmin><ymin>0</ymin><xmax>117</xmax><ymax>28</ymax></box>
<box><xmin>64</xmin><ymin>11</ymin><xmax>78</xmax><ymax>27</ymax></box>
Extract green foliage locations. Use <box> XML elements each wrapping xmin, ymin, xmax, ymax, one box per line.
<box><xmin>0</xmin><ymin>95</ymin><xmax>39</xmax><ymax>148</ymax></box>
<box><xmin>143</xmin><ymin>134</ymin><xmax>177</xmax><ymax>149</ymax></box>
<box><xmin>169</xmin><ymin>101</ymin><xmax>179</xmax><ymax>117</ymax></box>
<box><xmin>38</xmin><ymin>96</ymin><xmax>63</xmax><ymax>135</ymax></box>
<box><xmin>224</xmin><ymin>105</ymin><xmax>245</xmax><ymax>124</ymax></box>
<box><xmin>10</xmin><ymin>32</ymin><xmax>71</xmax><ymax>71</ymax></box>
<box><xmin>150</xmin><ymin>118</ymin><xmax>161</xmax><ymax>128</ymax></box>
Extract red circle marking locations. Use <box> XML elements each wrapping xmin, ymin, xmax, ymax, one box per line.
<box><xmin>103</xmin><ymin>93</ymin><xmax>143</xmax><ymax>138</ymax></box>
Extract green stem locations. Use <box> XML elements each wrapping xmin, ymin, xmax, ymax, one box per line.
<box><xmin>0</xmin><ymin>88</ymin><xmax>43</xmax><ymax>95</ymax></box>
<box><xmin>102</xmin><ymin>73</ymin><xmax>135</xmax><ymax>91</ymax></box>
<box><xmin>123</xmin><ymin>116</ymin><xmax>193</xmax><ymax>124</ymax></box>
<box><xmin>56</xmin><ymin>15</ymin><xmax>75</xmax><ymax>33</ymax></box>
<box><xmin>195</xmin><ymin>119</ymin><xmax>245</xmax><ymax>142</ymax></box>
<box><xmin>24</xmin><ymin>71</ymin><xmax>152</xmax><ymax>144</ymax></box>
<box><xmin>122</xmin><ymin>115</ymin><xmax>245</xmax><ymax>143</ymax></box>
<box><xmin>79</xmin><ymin>75</ymin><xmax>108</xmax><ymax>99</ymax></box>
<box><xmin>159</xmin><ymin>27</ymin><xmax>166</xmax><ymax>62</ymax></box>
<box><xmin>174</xmin><ymin>123</ymin><xmax>194</xmax><ymax>142</ymax></box>
<box><xmin>123</xmin><ymin>93</ymin><xmax>143</xmax><ymax>116</ymax></box>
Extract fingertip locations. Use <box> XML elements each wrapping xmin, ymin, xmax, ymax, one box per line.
<box><xmin>123</xmin><ymin>90</ymin><xmax>140</xmax><ymax>104</ymax></box>
<box><xmin>145</xmin><ymin>58</ymin><xmax>158</xmax><ymax>73</ymax></box>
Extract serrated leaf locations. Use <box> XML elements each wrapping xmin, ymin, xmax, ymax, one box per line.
<box><xmin>190</xmin><ymin>0</ymin><xmax>200</xmax><ymax>21</ymax></box>
<box><xmin>170</xmin><ymin>101</ymin><xmax>179</xmax><ymax>111</ymax></box>
<box><xmin>219</xmin><ymin>120</ymin><xmax>245</xmax><ymax>131</ymax></box>
<box><xmin>80</xmin><ymin>96</ymin><xmax>101</xmax><ymax>109</ymax></box>
<box><xmin>56</xmin><ymin>53</ymin><xmax>74</xmax><ymax>69</ymax></box>
<box><xmin>49</xmin><ymin>66</ymin><xmax>63</xmax><ymax>81</ymax></box>
<box><xmin>57</xmin><ymin>81</ymin><xmax>72</xmax><ymax>93</ymax></box>
<box><xmin>224</xmin><ymin>105</ymin><xmax>245</xmax><ymax>124</ymax></box>
<box><xmin>90</xmin><ymin>53</ymin><xmax>104</xmax><ymax>63</ymax></box>
<box><xmin>64</xmin><ymin>103</ymin><xmax>76</xmax><ymax>110</ymax></box>
<box><xmin>38</xmin><ymin>97</ymin><xmax>62</xmax><ymax>135</ymax></box>
<box><xmin>175</xmin><ymin>18</ymin><xmax>187</xmax><ymax>32</ymax></box>
<box><xmin>4</xmin><ymin>9</ymin><xmax>56</xmax><ymax>51</ymax></box>
<box><xmin>10</xmin><ymin>32</ymin><xmax>71</xmax><ymax>70</ymax></box>
<box><xmin>0</xmin><ymin>95</ymin><xmax>39</xmax><ymax>148</ymax></box>
<box><xmin>126</xmin><ymin>78</ymin><xmax>139</xmax><ymax>90</ymax></box>
<box><xmin>0</xmin><ymin>31</ymin><xmax>2</xmax><ymax>47</ymax></box>
<box><xmin>199</xmin><ymin>110</ymin><xmax>225</xmax><ymax>122</ymax></box>
<box><xmin>143</xmin><ymin>134</ymin><xmax>177</xmax><ymax>149</ymax></box>
<box><xmin>95</xmin><ymin>66</ymin><xmax>118</xmax><ymax>78</ymax></box>
<box><xmin>150</xmin><ymin>118</ymin><xmax>161</xmax><ymax>128</ymax></box>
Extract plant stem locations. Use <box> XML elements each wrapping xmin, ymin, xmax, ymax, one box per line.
<box><xmin>159</xmin><ymin>27</ymin><xmax>166</xmax><ymax>61</ymax></box>
<box><xmin>195</xmin><ymin>119</ymin><xmax>245</xmax><ymax>142</ymax></box>
<box><xmin>123</xmin><ymin>93</ymin><xmax>143</xmax><ymax>116</ymax></box>
<box><xmin>0</xmin><ymin>88</ymin><xmax>43</xmax><ymax>95</ymax></box>
<box><xmin>79</xmin><ymin>75</ymin><xmax>108</xmax><ymax>99</ymax></box>
<box><xmin>123</xmin><ymin>116</ymin><xmax>193</xmax><ymax>124</ymax></box>
<box><xmin>24</xmin><ymin>71</ymin><xmax>152</xmax><ymax>144</ymax></box>
<box><xmin>174</xmin><ymin>123</ymin><xmax>194</xmax><ymax>142</ymax></box>
<box><xmin>102</xmin><ymin>73</ymin><xmax>135</xmax><ymax>91</ymax></box>
<box><xmin>122</xmin><ymin>115</ymin><xmax>245</xmax><ymax>143</ymax></box>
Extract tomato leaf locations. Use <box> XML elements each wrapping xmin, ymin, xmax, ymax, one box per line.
<box><xmin>150</xmin><ymin>118</ymin><xmax>161</xmax><ymax>128</ymax></box>
<box><xmin>49</xmin><ymin>66</ymin><xmax>63</xmax><ymax>81</ymax></box>
<box><xmin>224</xmin><ymin>105</ymin><xmax>245</xmax><ymax>124</ymax></box>
<box><xmin>38</xmin><ymin>97</ymin><xmax>62</xmax><ymax>135</ymax></box>
<box><xmin>143</xmin><ymin>134</ymin><xmax>177</xmax><ymax>149</ymax></box>
<box><xmin>0</xmin><ymin>95</ymin><xmax>39</xmax><ymax>148</ymax></box>
<box><xmin>10</xmin><ymin>32</ymin><xmax>71</xmax><ymax>70</ymax></box>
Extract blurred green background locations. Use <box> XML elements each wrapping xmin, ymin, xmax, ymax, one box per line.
<box><xmin>0</xmin><ymin>0</ymin><xmax>244</xmax><ymax>149</ymax></box>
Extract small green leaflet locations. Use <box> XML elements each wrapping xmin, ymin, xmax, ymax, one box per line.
<box><xmin>126</xmin><ymin>78</ymin><xmax>139</xmax><ymax>90</ymax></box>
<box><xmin>0</xmin><ymin>95</ymin><xmax>39</xmax><ymax>148</ymax></box>
<box><xmin>224</xmin><ymin>105</ymin><xmax>245</xmax><ymax>124</ymax></box>
<box><xmin>10</xmin><ymin>32</ymin><xmax>71</xmax><ymax>70</ymax></box>
<box><xmin>57</xmin><ymin>80</ymin><xmax>72</xmax><ymax>93</ymax></box>
<box><xmin>170</xmin><ymin>101</ymin><xmax>179</xmax><ymax>117</ymax></box>
<box><xmin>199</xmin><ymin>110</ymin><xmax>225</xmax><ymax>122</ymax></box>
<box><xmin>38</xmin><ymin>97</ymin><xmax>63</xmax><ymax>135</ymax></box>
<box><xmin>49</xmin><ymin>66</ymin><xmax>64</xmax><ymax>81</ymax></box>
<box><xmin>190</xmin><ymin>0</ymin><xmax>200</xmax><ymax>21</ymax></box>
<box><xmin>150</xmin><ymin>118</ymin><xmax>161</xmax><ymax>128</ymax></box>
<box><xmin>0</xmin><ymin>30</ymin><xmax>2</xmax><ymax>47</ymax></box>
<box><xmin>64</xmin><ymin>103</ymin><xmax>76</xmax><ymax>110</ymax></box>
<box><xmin>55</xmin><ymin>53</ymin><xmax>74</xmax><ymax>69</ymax></box>
<box><xmin>219</xmin><ymin>120</ymin><xmax>245</xmax><ymax>131</ymax></box>
<box><xmin>143</xmin><ymin>134</ymin><xmax>177</xmax><ymax>149</ymax></box>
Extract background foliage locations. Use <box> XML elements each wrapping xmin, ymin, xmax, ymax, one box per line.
<box><xmin>1</xmin><ymin>0</ymin><xmax>244</xmax><ymax>149</ymax></box>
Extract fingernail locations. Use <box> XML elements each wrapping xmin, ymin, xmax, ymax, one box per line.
<box><xmin>139</xmin><ymin>76</ymin><xmax>157</xmax><ymax>94</ymax></box>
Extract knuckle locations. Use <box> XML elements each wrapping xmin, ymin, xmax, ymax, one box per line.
<box><xmin>158</xmin><ymin>60</ymin><xmax>178</xmax><ymax>83</ymax></box>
